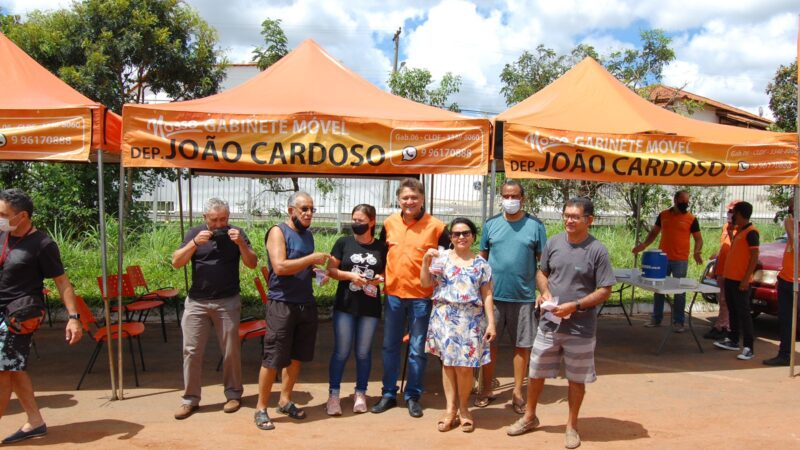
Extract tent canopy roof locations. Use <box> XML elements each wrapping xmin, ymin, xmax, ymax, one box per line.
<box><xmin>128</xmin><ymin>39</ymin><xmax>470</xmax><ymax>121</ymax></box>
<box><xmin>0</xmin><ymin>32</ymin><xmax>102</xmax><ymax>110</ymax></box>
<box><xmin>495</xmin><ymin>57</ymin><xmax>792</xmax><ymax>144</ymax></box>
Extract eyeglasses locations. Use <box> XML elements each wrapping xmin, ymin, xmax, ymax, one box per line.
<box><xmin>296</xmin><ymin>206</ymin><xmax>316</xmax><ymax>213</ymax></box>
<box><xmin>562</xmin><ymin>214</ymin><xmax>588</xmax><ymax>222</ymax></box>
<box><xmin>451</xmin><ymin>231</ymin><xmax>473</xmax><ymax>238</ymax></box>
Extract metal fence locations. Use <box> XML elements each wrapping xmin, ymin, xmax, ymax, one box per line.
<box><xmin>138</xmin><ymin>174</ymin><xmax>782</xmax><ymax>229</ymax></box>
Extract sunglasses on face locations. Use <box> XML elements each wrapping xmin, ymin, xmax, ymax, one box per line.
<box><xmin>451</xmin><ymin>231</ymin><xmax>473</xmax><ymax>238</ymax></box>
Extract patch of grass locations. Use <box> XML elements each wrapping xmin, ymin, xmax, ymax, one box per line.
<box><xmin>47</xmin><ymin>220</ymin><xmax>785</xmax><ymax>311</ymax></box>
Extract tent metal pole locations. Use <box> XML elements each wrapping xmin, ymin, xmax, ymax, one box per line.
<box><xmin>631</xmin><ymin>184</ymin><xmax>644</xmax><ymax>313</ymax></box>
<box><xmin>177</xmin><ymin>169</ymin><xmax>189</xmax><ymax>294</ymax></box>
<box><xmin>489</xmin><ymin>159</ymin><xmax>497</xmax><ymax>217</ymax></box>
<box><xmin>480</xmin><ymin>174</ymin><xmax>488</xmax><ymax>225</ymax></box>
<box><xmin>188</xmin><ymin>169</ymin><xmax>194</xmax><ymax>227</ymax></box>
<box><xmin>791</xmin><ymin>188</ymin><xmax>798</xmax><ymax>377</ymax></box>
<box><xmin>117</xmin><ymin>163</ymin><xmax>125</xmax><ymax>398</ymax></box>
<box><xmin>97</xmin><ymin>151</ymin><xmax>118</xmax><ymax>400</ymax></box>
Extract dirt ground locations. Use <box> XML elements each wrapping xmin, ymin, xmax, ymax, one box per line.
<box><xmin>3</xmin><ymin>311</ymin><xmax>799</xmax><ymax>449</ymax></box>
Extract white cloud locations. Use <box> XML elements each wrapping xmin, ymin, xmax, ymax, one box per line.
<box><xmin>663</xmin><ymin>12</ymin><xmax>796</xmax><ymax>118</ymax></box>
<box><xmin>6</xmin><ymin>0</ymin><xmax>796</xmax><ymax>120</ymax></box>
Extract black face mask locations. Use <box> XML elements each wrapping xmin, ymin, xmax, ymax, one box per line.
<box><xmin>351</xmin><ymin>222</ymin><xmax>370</xmax><ymax>236</ymax></box>
<box><xmin>292</xmin><ymin>216</ymin><xmax>309</xmax><ymax>232</ymax></box>
<box><xmin>676</xmin><ymin>202</ymin><xmax>689</xmax><ymax>213</ymax></box>
<box><xmin>211</xmin><ymin>226</ymin><xmax>231</xmax><ymax>240</ymax></box>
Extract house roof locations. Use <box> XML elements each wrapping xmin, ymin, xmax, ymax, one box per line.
<box><xmin>648</xmin><ymin>85</ymin><xmax>772</xmax><ymax>129</ymax></box>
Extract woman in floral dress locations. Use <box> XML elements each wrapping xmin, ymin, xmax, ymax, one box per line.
<box><xmin>421</xmin><ymin>217</ymin><xmax>496</xmax><ymax>433</ymax></box>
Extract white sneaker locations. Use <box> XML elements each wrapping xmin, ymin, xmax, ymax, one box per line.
<box><xmin>326</xmin><ymin>394</ymin><xmax>342</xmax><ymax>416</ymax></box>
<box><xmin>737</xmin><ymin>347</ymin><xmax>754</xmax><ymax>360</ymax></box>
<box><xmin>353</xmin><ymin>392</ymin><xmax>367</xmax><ymax>413</ymax></box>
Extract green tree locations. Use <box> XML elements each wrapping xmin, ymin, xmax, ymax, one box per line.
<box><xmin>0</xmin><ymin>8</ymin><xmax>20</xmax><ymax>34</ymax></box>
<box><xmin>388</xmin><ymin>67</ymin><xmax>462</xmax><ymax>112</ymax></box>
<box><xmin>766</xmin><ymin>61</ymin><xmax>797</xmax><ymax>133</ymax></box>
<box><xmin>496</xmin><ymin>30</ymin><xmax>710</xmax><ymax>235</ymax></box>
<box><xmin>251</xmin><ymin>18</ymin><xmax>289</xmax><ymax>71</ymax></box>
<box><xmin>2</xmin><ymin>0</ymin><xmax>227</xmax><ymax>233</ymax></box>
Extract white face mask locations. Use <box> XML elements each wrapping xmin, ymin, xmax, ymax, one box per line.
<box><xmin>726</xmin><ymin>212</ymin><xmax>733</xmax><ymax>223</ymax></box>
<box><xmin>0</xmin><ymin>217</ymin><xmax>16</xmax><ymax>232</ymax></box>
<box><xmin>502</xmin><ymin>199</ymin><xmax>521</xmax><ymax>215</ymax></box>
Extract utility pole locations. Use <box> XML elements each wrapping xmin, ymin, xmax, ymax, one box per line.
<box><xmin>385</xmin><ymin>26</ymin><xmax>403</xmax><ymax>209</ymax></box>
<box><xmin>392</xmin><ymin>27</ymin><xmax>402</xmax><ymax>73</ymax></box>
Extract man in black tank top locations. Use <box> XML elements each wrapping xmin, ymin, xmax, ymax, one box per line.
<box><xmin>254</xmin><ymin>192</ymin><xmax>329</xmax><ymax>431</ymax></box>
<box><xmin>0</xmin><ymin>189</ymin><xmax>83</xmax><ymax>444</ymax></box>
<box><xmin>171</xmin><ymin>198</ymin><xmax>257</xmax><ymax>420</ymax></box>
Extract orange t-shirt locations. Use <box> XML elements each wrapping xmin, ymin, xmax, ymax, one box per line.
<box><xmin>656</xmin><ymin>209</ymin><xmax>700</xmax><ymax>261</ymax></box>
<box><xmin>723</xmin><ymin>223</ymin><xmax>759</xmax><ymax>282</ymax></box>
<box><xmin>382</xmin><ymin>212</ymin><xmax>446</xmax><ymax>299</ymax></box>
<box><xmin>715</xmin><ymin>223</ymin><xmax>735</xmax><ymax>275</ymax></box>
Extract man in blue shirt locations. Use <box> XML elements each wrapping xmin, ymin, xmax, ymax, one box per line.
<box><xmin>477</xmin><ymin>179</ymin><xmax>547</xmax><ymax>414</ymax></box>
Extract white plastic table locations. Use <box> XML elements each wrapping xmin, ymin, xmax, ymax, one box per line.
<box><xmin>614</xmin><ymin>269</ymin><xmax>720</xmax><ymax>354</ymax></box>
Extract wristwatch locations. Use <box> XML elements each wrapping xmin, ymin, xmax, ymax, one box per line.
<box><xmin>575</xmin><ymin>300</ymin><xmax>585</xmax><ymax>312</ymax></box>
<box><xmin>68</xmin><ymin>313</ymin><xmax>81</xmax><ymax>320</ymax></box>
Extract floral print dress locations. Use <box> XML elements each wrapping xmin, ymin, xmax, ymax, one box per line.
<box><xmin>425</xmin><ymin>254</ymin><xmax>492</xmax><ymax>367</ymax></box>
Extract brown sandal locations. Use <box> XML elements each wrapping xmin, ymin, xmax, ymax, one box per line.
<box><xmin>460</xmin><ymin>414</ymin><xmax>475</xmax><ymax>433</ymax></box>
<box><xmin>437</xmin><ymin>414</ymin><xmax>459</xmax><ymax>432</ymax></box>
<box><xmin>473</xmin><ymin>394</ymin><xmax>496</xmax><ymax>408</ymax></box>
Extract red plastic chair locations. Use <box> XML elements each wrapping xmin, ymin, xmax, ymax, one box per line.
<box><xmin>97</xmin><ymin>273</ymin><xmax>167</xmax><ymax>342</ymax></box>
<box><xmin>126</xmin><ymin>265</ymin><xmax>181</xmax><ymax>323</ymax></box>
<box><xmin>74</xmin><ymin>295</ymin><xmax>146</xmax><ymax>390</ymax></box>
<box><xmin>216</xmin><ymin>269</ymin><xmax>270</xmax><ymax>371</ymax></box>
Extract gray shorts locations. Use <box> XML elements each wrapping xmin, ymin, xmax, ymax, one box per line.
<box><xmin>529</xmin><ymin>329</ymin><xmax>596</xmax><ymax>384</ymax></box>
<box><xmin>493</xmin><ymin>300</ymin><xmax>537</xmax><ymax>348</ymax></box>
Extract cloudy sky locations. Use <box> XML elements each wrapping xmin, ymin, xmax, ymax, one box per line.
<box><xmin>5</xmin><ymin>0</ymin><xmax>798</xmax><ymax>118</ymax></box>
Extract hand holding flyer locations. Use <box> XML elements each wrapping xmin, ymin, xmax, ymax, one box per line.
<box><xmin>540</xmin><ymin>297</ymin><xmax>570</xmax><ymax>324</ymax></box>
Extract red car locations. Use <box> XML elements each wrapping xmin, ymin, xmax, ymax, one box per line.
<box><xmin>705</xmin><ymin>237</ymin><xmax>785</xmax><ymax>318</ymax></box>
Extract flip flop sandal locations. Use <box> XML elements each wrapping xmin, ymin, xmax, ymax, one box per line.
<box><xmin>437</xmin><ymin>415</ymin><xmax>459</xmax><ymax>432</ymax></box>
<box><xmin>277</xmin><ymin>401</ymin><xmax>307</xmax><ymax>420</ymax></box>
<box><xmin>473</xmin><ymin>395</ymin><xmax>497</xmax><ymax>408</ymax></box>
<box><xmin>512</xmin><ymin>400</ymin><xmax>527</xmax><ymax>415</ymax></box>
<box><xmin>254</xmin><ymin>409</ymin><xmax>275</xmax><ymax>431</ymax></box>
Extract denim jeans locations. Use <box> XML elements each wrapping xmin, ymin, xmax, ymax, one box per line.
<box><xmin>380</xmin><ymin>296</ymin><xmax>432</xmax><ymax>401</ymax></box>
<box><xmin>652</xmin><ymin>259</ymin><xmax>689</xmax><ymax>325</ymax></box>
<box><xmin>328</xmin><ymin>310</ymin><xmax>380</xmax><ymax>395</ymax></box>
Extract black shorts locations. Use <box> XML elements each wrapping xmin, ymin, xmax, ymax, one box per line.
<box><xmin>0</xmin><ymin>312</ymin><xmax>34</xmax><ymax>372</ymax></box>
<box><xmin>262</xmin><ymin>301</ymin><xmax>318</xmax><ymax>369</ymax></box>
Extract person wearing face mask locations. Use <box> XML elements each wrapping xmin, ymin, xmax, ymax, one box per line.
<box><xmin>255</xmin><ymin>192</ymin><xmax>330</xmax><ymax>430</ymax></box>
<box><xmin>476</xmin><ymin>179</ymin><xmax>547</xmax><ymax>414</ymax></box>
<box><xmin>632</xmin><ymin>190</ymin><xmax>703</xmax><ymax>333</ymax></box>
<box><xmin>713</xmin><ymin>201</ymin><xmax>759</xmax><ymax>361</ymax></box>
<box><xmin>0</xmin><ymin>189</ymin><xmax>83</xmax><ymax>444</ymax></box>
<box><xmin>324</xmin><ymin>204</ymin><xmax>387</xmax><ymax>415</ymax></box>
<box><xmin>372</xmin><ymin>178</ymin><xmax>449</xmax><ymax>418</ymax></box>
<box><xmin>703</xmin><ymin>200</ymin><xmax>741</xmax><ymax>340</ymax></box>
<box><xmin>171</xmin><ymin>198</ymin><xmax>258</xmax><ymax>420</ymax></box>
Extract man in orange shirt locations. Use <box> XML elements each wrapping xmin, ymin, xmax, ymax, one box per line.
<box><xmin>764</xmin><ymin>202</ymin><xmax>799</xmax><ymax>366</ymax></box>
<box><xmin>371</xmin><ymin>178</ymin><xmax>449</xmax><ymax>418</ymax></box>
<box><xmin>713</xmin><ymin>201</ymin><xmax>759</xmax><ymax>360</ymax></box>
<box><xmin>633</xmin><ymin>191</ymin><xmax>703</xmax><ymax>332</ymax></box>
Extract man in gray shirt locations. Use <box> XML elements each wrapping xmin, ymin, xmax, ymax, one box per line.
<box><xmin>506</xmin><ymin>197</ymin><xmax>615</xmax><ymax>450</ymax></box>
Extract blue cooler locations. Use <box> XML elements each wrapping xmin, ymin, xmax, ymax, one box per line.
<box><xmin>641</xmin><ymin>250</ymin><xmax>668</xmax><ymax>281</ymax></box>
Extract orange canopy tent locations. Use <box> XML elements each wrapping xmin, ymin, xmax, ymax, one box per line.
<box><xmin>0</xmin><ymin>31</ymin><xmax>122</xmax><ymax>398</ymax></box>
<box><xmin>495</xmin><ymin>57</ymin><xmax>797</xmax><ymax>185</ymax></box>
<box><xmin>123</xmin><ymin>39</ymin><xmax>490</xmax><ymax>175</ymax></box>
<box><xmin>0</xmin><ymin>32</ymin><xmax>121</xmax><ymax>160</ymax></box>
